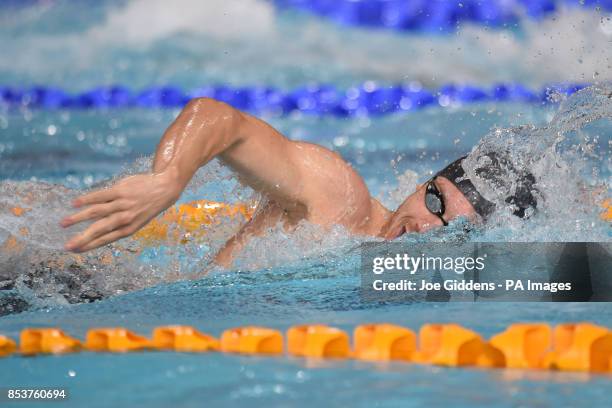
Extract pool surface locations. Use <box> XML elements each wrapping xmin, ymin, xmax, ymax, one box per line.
<box><xmin>1</xmin><ymin>1</ymin><xmax>611</xmax><ymax>407</ymax></box>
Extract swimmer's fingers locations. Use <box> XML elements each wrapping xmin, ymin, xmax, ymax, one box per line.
<box><xmin>72</xmin><ymin>186</ymin><xmax>119</xmax><ymax>208</ymax></box>
<box><xmin>74</xmin><ymin>227</ymin><xmax>133</xmax><ymax>253</ymax></box>
<box><xmin>60</xmin><ymin>200</ymin><xmax>129</xmax><ymax>228</ymax></box>
<box><xmin>65</xmin><ymin>211</ymin><xmax>135</xmax><ymax>252</ymax></box>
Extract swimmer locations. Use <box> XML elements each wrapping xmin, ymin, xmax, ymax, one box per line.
<box><xmin>60</xmin><ymin>98</ymin><xmax>537</xmax><ymax>265</ymax></box>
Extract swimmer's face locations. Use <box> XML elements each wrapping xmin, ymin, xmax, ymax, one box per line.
<box><xmin>381</xmin><ymin>176</ymin><xmax>477</xmax><ymax>239</ymax></box>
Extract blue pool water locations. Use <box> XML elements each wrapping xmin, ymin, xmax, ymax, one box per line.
<box><xmin>1</xmin><ymin>1</ymin><xmax>611</xmax><ymax>407</ymax></box>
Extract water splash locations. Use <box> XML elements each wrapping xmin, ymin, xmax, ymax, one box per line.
<box><xmin>230</xmin><ymin>221</ymin><xmax>362</xmax><ymax>272</ymax></box>
<box><xmin>461</xmin><ymin>84</ymin><xmax>611</xmax><ymax>239</ymax></box>
<box><xmin>0</xmin><ymin>157</ymin><xmax>258</xmax><ymax>313</ymax></box>
<box><xmin>0</xmin><ymin>181</ymin><xmax>84</xmax><ymax>250</ymax></box>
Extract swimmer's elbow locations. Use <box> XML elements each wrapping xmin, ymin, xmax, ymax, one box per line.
<box><xmin>185</xmin><ymin>97</ymin><xmax>239</xmax><ymax>122</ymax></box>
<box><xmin>184</xmin><ymin>97</ymin><xmax>243</xmax><ymax>137</ymax></box>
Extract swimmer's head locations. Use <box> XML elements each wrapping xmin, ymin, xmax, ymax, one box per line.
<box><xmin>381</xmin><ymin>153</ymin><xmax>538</xmax><ymax>239</ymax></box>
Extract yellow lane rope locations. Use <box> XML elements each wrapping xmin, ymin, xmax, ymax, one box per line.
<box><xmin>2</xmin><ymin>322</ymin><xmax>612</xmax><ymax>374</ymax></box>
<box><xmin>132</xmin><ymin>200</ymin><xmax>255</xmax><ymax>245</ymax></box>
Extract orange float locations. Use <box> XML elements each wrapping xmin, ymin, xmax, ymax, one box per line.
<box><xmin>543</xmin><ymin>322</ymin><xmax>612</xmax><ymax>373</ymax></box>
<box><xmin>601</xmin><ymin>199</ymin><xmax>612</xmax><ymax>221</ymax></box>
<box><xmin>152</xmin><ymin>325</ymin><xmax>219</xmax><ymax>352</ymax></box>
<box><xmin>415</xmin><ymin>323</ymin><xmax>505</xmax><ymax>368</ymax></box>
<box><xmin>353</xmin><ymin>323</ymin><xmax>416</xmax><ymax>361</ymax></box>
<box><xmin>20</xmin><ymin>328</ymin><xmax>81</xmax><ymax>355</ymax></box>
<box><xmin>0</xmin><ymin>335</ymin><xmax>17</xmax><ymax>357</ymax></box>
<box><xmin>85</xmin><ymin>328</ymin><xmax>152</xmax><ymax>352</ymax></box>
<box><xmin>287</xmin><ymin>324</ymin><xmax>350</xmax><ymax>358</ymax></box>
<box><xmin>220</xmin><ymin>326</ymin><xmax>283</xmax><ymax>355</ymax></box>
<box><xmin>489</xmin><ymin>323</ymin><xmax>552</xmax><ymax>369</ymax></box>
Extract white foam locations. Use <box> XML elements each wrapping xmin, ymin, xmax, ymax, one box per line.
<box><xmin>87</xmin><ymin>0</ymin><xmax>276</xmax><ymax>43</ymax></box>
<box><xmin>462</xmin><ymin>84</ymin><xmax>612</xmax><ymax>241</ymax></box>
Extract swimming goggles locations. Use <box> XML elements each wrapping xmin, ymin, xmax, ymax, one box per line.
<box><xmin>424</xmin><ymin>177</ymin><xmax>448</xmax><ymax>226</ymax></box>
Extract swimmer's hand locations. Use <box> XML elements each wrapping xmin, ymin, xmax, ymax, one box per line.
<box><xmin>61</xmin><ymin>171</ymin><xmax>180</xmax><ymax>252</ymax></box>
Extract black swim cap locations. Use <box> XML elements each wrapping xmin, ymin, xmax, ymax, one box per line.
<box><xmin>435</xmin><ymin>153</ymin><xmax>538</xmax><ymax>219</ymax></box>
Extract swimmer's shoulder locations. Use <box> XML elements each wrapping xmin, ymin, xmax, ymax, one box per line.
<box><xmin>288</xmin><ymin>141</ymin><xmax>373</xmax><ymax>224</ymax></box>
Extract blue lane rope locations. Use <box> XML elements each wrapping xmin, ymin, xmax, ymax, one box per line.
<box><xmin>0</xmin><ymin>82</ymin><xmax>589</xmax><ymax>116</ymax></box>
<box><xmin>274</xmin><ymin>0</ymin><xmax>612</xmax><ymax>32</ymax></box>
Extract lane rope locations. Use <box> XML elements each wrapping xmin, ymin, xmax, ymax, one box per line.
<box><xmin>2</xmin><ymin>322</ymin><xmax>612</xmax><ymax>374</ymax></box>
<box><xmin>274</xmin><ymin>0</ymin><xmax>612</xmax><ymax>32</ymax></box>
<box><xmin>0</xmin><ymin>82</ymin><xmax>589</xmax><ymax>116</ymax></box>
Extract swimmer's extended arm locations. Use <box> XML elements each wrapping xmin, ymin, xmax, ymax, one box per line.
<box><xmin>61</xmin><ymin>98</ymin><xmax>312</xmax><ymax>252</ymax></box>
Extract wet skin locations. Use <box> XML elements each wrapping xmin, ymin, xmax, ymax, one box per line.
<box><xmin>60</xmin><ymin>98</ymin><xmax>476</xmax><ymax>266</ymax></box>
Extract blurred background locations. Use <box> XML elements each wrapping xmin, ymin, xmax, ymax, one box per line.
<box><xmin>2</xmin><ymin>0</ymin><xmax>611</xmax><ymax>88</ymax></box>
<box><xmin>1</xmin><ymin>0</ymin><xmax>610</xmax><ymax>189</ymax></box>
